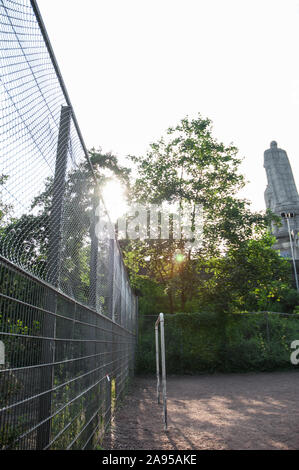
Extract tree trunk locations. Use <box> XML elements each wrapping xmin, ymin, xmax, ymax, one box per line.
<box><xmin>168</xmin><ymin>290</ymin><xmax>174</xmax><ymax>314</ymax></box>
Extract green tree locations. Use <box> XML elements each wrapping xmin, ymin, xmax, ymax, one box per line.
<box><xmin>129</xmin><ymin>114</ymin><xmax>272</xmax><ymax>254</ymax></box>
<box><xmin>197</xmin><ymin>232</ymin><xmax>295</xmax><ymax>313</ymax></box>
<box><xmin>123</xmin><ymin>239</ymin><xmax>200</xmax><ymax>313</ymax></box>
<box><xmin>123</xmin><ymin>114</ymin><xmax>277</xmax><ymax>313</ymax></box>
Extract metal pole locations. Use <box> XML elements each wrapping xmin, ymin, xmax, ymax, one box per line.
<box><xmin>135</xmin><ymin>295</ymin><xmax>139</xmax><ymax>341</ymax></box>
<box><xmin>89</xmin><ymin>185</ymin><xmax>100</xmax><ymax>310</ymax></box>
<box><xmin>286</xmin><ymin>217</ymin><xmax>299</xmax><ymax>291</ymax></box>
<box><xmin>47</xmin><ymin>105</ymin><xmax>71</xmax><ymax>286</ymax></box>
<box><xmin>120</xmin><ymin>268</ymin><xmax>124</xmax><ymax>327</ymax></box>
<box><xmin>155</xmin><ymin>323</ymin><xmax>160</xmax><ymax>404</ymax></box>
<box><xmin>37</xmin><ymin>105</ymin><xmax>71</xmax><ymax>450</ymax></box>
<box><xmin>108</xmin><ymin>238</ymin><xmax>115</xmax><ymax>320</ymax></box>
<box><xmin>133</xmin><ymin>294</ymin><xmax>138</xmax><ymax>374</ymax></box>
<box><xmin>159</xmin><ymin>313</ymin><xmax>167</xmax><ymax>431</ymax></box>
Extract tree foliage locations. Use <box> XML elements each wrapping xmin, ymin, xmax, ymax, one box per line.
<box><xmin>123</xmin><ymin>114</ymin><xmax>288</xmax><ymax>313</ymax></box>
<box><xmin>197</xmin><ymin>232</ymin><xmax>296</xmax><ymax>313</ymax></box>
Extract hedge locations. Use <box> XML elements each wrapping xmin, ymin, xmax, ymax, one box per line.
<box><xmin>136</xmin><ymin>312</ymin><xmax>299</xmax><ymax>374</ymax></box>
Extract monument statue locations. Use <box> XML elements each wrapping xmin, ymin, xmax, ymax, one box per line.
<box><xmin>264</xmin><ymin>141</ymin><xmax>299</xmax><ymax>258</ymax></box>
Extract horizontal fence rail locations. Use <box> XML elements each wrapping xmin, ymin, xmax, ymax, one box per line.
<box><xmin>0</xmin><ymin>0</ymin><xmax>137</xmax><ymax>449</ymax></box>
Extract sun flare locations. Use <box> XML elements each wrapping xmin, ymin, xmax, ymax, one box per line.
<box><xmin>101</xmin><ymin>180</ymin><xmax>128</xmax><ymax>223</ymax></box>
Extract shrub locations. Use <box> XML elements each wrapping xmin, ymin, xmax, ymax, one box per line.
<box><xmin>137</xmin><ymin>312</ymin><xmax>299</xmax><ymax>374</ymax></box>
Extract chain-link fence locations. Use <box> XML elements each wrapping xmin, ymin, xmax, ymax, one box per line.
<box><xmin>0</xmin><ymin>0</ymin><xmax>137</xmax><ymax>449</ymax></box>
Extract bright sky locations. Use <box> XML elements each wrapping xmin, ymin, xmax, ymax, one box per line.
<box><xmin>37</xmin><ymin>0</ymin><xmax>299</xmax><ymax>212</ymax></box>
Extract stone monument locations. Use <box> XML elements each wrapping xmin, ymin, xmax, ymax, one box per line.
<box><xmin>264</xmin><ymin>141</ymin><xmax>299</xmax><ymax>258</ymax></box>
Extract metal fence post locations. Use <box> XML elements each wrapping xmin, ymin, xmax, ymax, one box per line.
<box><xmin>120</xmin><ymin>267</ymin><xmax>124</xmax><ymax>327</ymax></box>
<box><xmin>89</xmin><ymin>185</ymin><xmax>100</xmax><ymax>310</ymax></box>
<box><xmin>155</xmin><ymin>313</ymin><xmax>167</xmax><ymax>431</ymax></box>
<box><xmin>135</xmin><ymin>295</ymin><xmax>139</xmax><ymax>342</ymax></box>
<box><xmin>155</xmin><ymin>322</ymin><xmax>160</xmax><ymax>404</ymax></box>
<box><xmin>37</xmin><ymin>105</ymin><xmax>71</xmax><ymax>450</ymax></box>
<box><xmin>160</xmin><ymin>313</ymin><xmax>167</xmax><ymax>431</ymax></box>
<box><xmin>108</xmin><ymin>238</ymin><xmax>115</xmax><ymax>319</ymax></box>
<box><xmin>47</xmin><ymin>105</ymin><xmax>72</xmax><ymax>287</ymax></box>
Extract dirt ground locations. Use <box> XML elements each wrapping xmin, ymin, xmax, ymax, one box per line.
<box><xmin>103</xmin><ymin>371</ymin><xmax>299</xmax><ymax>450</ymax></box>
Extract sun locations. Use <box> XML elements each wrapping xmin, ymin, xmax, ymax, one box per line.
<box><xmin>174</xmin><ymin>252</ymin><xmax>185</xmax><ymax>263</ymax></box>
<box><xmin>101</xmin><ymin>179</ymin><xmax>128</xmax><ymax>223</ymax></box>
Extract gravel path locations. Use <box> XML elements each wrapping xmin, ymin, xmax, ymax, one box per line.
<box><xmin>104</xmin><ymin>371</ymin><xmax>299</xmax><ymax>450</ymax></box>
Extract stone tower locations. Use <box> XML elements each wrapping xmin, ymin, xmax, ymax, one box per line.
<box><xmin>264</xmin><ymin>141</ymin><xmax>299</xmax><ymax>258</ymax></box>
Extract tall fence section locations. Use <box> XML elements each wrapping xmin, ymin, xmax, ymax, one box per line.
<box><xmin>0</xmin><ymin>0</ymin><xmax>138</xmax><ymax>449</ymax></box>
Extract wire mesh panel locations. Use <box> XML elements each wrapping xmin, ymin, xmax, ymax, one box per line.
<box><xmin>0</xmin><ymin>0</ymin><xmax>137</xmax><ymax>450</ymax></box>
<box><xmin>0</xmin><ymin>258</ymin><xmax>136</xmax><ymax>450</ymax></box>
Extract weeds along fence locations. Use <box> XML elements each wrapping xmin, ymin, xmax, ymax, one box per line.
<box><xmin>0</xmin><ymin>0</ymin><xmax>137</xmax><ymax>449</ymax></box>
<box><xmin>138</xmin><ymin>312</ymin><xmax>299</xmax><ymax>375</ymax></box>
